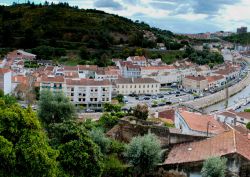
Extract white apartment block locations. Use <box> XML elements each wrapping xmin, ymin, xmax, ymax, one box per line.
<box><xmin>116</xmin><ymin>78</ymin><xmax>160</xmax><ymax>95</ymax></box>
<box><xmin>66</xmin><ymin>79</ymin><xmax>112</xmax><ymax>109</ymax></box>
<box><xmin>0</xmin><ymin>68</ymin><xmax>12</xmax><ymax>94</ymax></box>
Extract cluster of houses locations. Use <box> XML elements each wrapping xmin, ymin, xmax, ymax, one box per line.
<box><xmin>0</xmin><ymin>49</ymin><xmax>244</xmax><ymax>108</ymax></box>
<box><xmin>157</xmin><ymin>107</ymin><xmax>250</xmax><ymax>175</ymax></box>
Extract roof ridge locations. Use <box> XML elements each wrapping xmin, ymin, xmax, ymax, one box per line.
<box><xmin>232</xmin><ymin>129</ymin><xmax>237</xmax><ymax>153</ymax></box>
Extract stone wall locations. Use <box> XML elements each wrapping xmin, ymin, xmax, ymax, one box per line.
<box><xmin>107</xmin><ymin>117</ymin><xmax>206</xmax><ymax>148</ymax></box>
<box><xmin>183</xmin><ymin>72</ymin><xmax>250</xmax><ymax>110</ymax></box>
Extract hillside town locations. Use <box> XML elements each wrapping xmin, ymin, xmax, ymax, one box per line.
<box><xmin>1</xmin><ymin>38</ymin><xmax>250</xmax><ymax>176</ymax></box>
<box><xmin>0</xmin><ymin>1</ymin><xmax>250</xmax><ymax>177</ymax></box>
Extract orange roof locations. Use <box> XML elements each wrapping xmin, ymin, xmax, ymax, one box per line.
<box><xmin>206</xmin><ymin>75</ymin><xmax>224</xmax><ymax>83</ymax></box>
<box><xmin>41</xmin><ymin>76</ymin><xmax>64</xmax><ymax>83</ymax></box>
<box><xmin>0</xmin><ymin>68</ymin><xmax>11</xmax><ymax>74</ymax></box>
<box><xmin>129</xmin><ymin>56</ymin><xmax>146</xmax><ymax>61</ymax></box>
<box><xmin>66</xmin><ymin>78</ymin><xmax>111</xmax><ymax>86</ymax></box>
<box><xmin>178</xmin><ymin>109</ymin><xmax>225</xmax><ymax>134</ymax></box>
<box><xmin>185</xmin><ymin>75</ymin><xmax>206</xmax><ymax>81</ymax></box>
<box><xmin>78</xmin><ymin>65</ymin><xmax>98</xmax><ymax>71</ymax></box>
<box><xmin>64</xmin><ymin>66</ymin><xmax>78</xmax><ymax>71</ymax></box>
<box><xmin>64</xmin><ymin>72</ymin><xmax>79</xmax><ymax>78</ymax></box>
<box><xmin>164</xmin><ymin>130</ymin><xmax>250</xmax><ymax>164</ymax></box>
<box><xmin>12</xmin><ymin>75</ymin><xmax>28</xmax><ymax>84</ymax></box>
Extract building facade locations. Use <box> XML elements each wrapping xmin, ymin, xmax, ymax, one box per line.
<box><xmin>115</xmin><ymin>78</ymin><xmax>160</xmax><ymax>95</ymax></box>
<box><xmin>66</xmin><ymin>79</ymin><xmax>112</xmax><ymax>109</ymax></box>
<box><xmin>0</xmin><ymin>68</ymin><xmax>12</xmax><ymax>94</ymax></box>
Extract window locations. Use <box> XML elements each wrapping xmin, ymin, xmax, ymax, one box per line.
<box><xmin>79</xmin><ymin>93</ymin><xmax>81</xmax><ymax>96</ymax></box>
<box><xmin>147</xmin><ymin>85</ymin><xmax>149</xmax><ymax>88</ymax></box>
<box><xmin>71</xmin><ymin>88</ymin><xmax>74</xmax><ymax>91</ymax></box>
<box><xmin>78</xmin><ymin>98</ymin><xmax>81</xmax><ymax>102</ymax></box>
<box><xmin>152</xmin><ymin>85</ymin><xmax>153</xmax><ymax>88</ymax></box>
<box><xmin>71</xmin><ymin>93</ymin><xmax>74</xmax><ymax>96</ymax></box>
<box><xmin>90</xmin><ymin>98</ymin><xmax>93</xmax><ymax>101</ymax></box>
<box><xmin>95</xmin><ymin>98</ymin><xmax>97</xmax><ymax>101</ymax></box>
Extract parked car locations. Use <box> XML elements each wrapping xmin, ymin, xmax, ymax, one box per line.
<box><xmin>157</xmin><ymin>94</ymin><xmax>164</xmax><ymax>98</ymax></box>
<box><xmin>145</xmin><ymin>94</ymin><xmax>151</xmax><ymax>97</ymax></box>
<box><xmin>144</xmin><ymin>97</ymin><xmax>150</xmax><ymax>100</ymax></box>
<box><xmin>166</xmin><ymin>101</ymin><xmax>172</xmax><ymax>105</ymax></box>
<box><xmin>158</xmin><ymin>103</ymin><xmax>166</xmax><ymax>106</ymax></box>
<box><xmin>85</xmin><ymin>109</ymin><xmax>95</xmax><ymax>113</ymax></box>
<box><xmin>151</xmin><ymin>95</ymin><xmax>157</xmax><ymax>99</ymax></box>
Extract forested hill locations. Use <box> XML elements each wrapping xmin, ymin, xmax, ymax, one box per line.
<box><xmin>223</xmin><ymin>33</ymin><xmax>250</xmax><ymax>45</ymax></box>
<box><xmin>0</xmin><ymin>2</ymin><xmax>177</xmax><ymax>51</ymax></box>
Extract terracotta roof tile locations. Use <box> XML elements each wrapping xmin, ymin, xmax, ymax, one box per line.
<box><xmin>0</xmin><ymin>68</ymin><xmax>11</xmax><ymax>74</ymax></box>
<box><xmin>164</xmin><ymin>130</ymin><xmax>250</xmax><ymax>165</ymax></box>
<box><xmin>185</xmin><ymin>75</ymin><xmax>206</xmax><ymax>81</ymax></box>
<box><xmin>66</xmin><ymin>78</ymin><xmax>111</xmax><ymax>86</ymax></box>
<box><xmin>178</xmin><ymin>109</ymin><xmax>225</xmax><ymax>134</ymax></box>
<box><xmin>116</xmin><ymin>78</ymin><xmax>159</xmax><ymax>84</ymax></box>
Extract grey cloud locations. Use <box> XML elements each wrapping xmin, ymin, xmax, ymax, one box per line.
<box><xmin>149</xmin><ymin>0</ymin><xmax>240</xmax><ymax>16</ymax></box>
<box><xmin>94</xmin><ymin>0</ymin><xmax>124</xmax><ymax>10</ymax></box>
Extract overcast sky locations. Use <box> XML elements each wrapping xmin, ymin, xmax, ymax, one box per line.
<box><xmin>1</xmin><ymin>0</ymin><xmax>250</xmax><ymax>33</ymax></box>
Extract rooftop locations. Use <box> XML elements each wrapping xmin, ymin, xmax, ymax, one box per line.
<box><xmin>164</xmin><ymin>130</ymin><xmax>250</xmax><ymax>165</ymax></box>
<box><xmin>185</xmin><ymin>75</ymin><xmax>207</xmax><ymax>81</ymax></box>
<box><xmin>116</xmin><ymin>78</ymin><xmax>159</xmax><ymax>84</ymax></box>
<box><xmin>178</xmin><ymin>109</ymin><xmax>226</xmax><ymax>134</ymax></box>
<box><xmin>66</xmin><ymin>78</ymin><xmax>111</xmax><ymax>86</ymax></box>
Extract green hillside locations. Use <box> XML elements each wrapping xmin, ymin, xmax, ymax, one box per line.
<box><xmin>224</xmin><ymin>33</ymin><xmax>250</xmax><ymax>45</ymax></box>
<box><xmin>0</xmin><ymin>3</ymin><xmax>180</xmax><ymax>55</ymax></box>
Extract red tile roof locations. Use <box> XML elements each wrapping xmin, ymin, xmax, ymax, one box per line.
<box><xmin>178</xmin><ymin>109</ymin><xmax>225</xmax><ymax>134</ymax></box>
<box><xmin>0</xmin><ymin>68</ymin><xmax>11</xmax><ymax>74</ymax></box>
<box><xmin>206</xmin><ymin>75</ymin><xmax>224</xmax><ymax>83</ymax></box>
<box><xmin>41</xmin><ymin>76</ymin><xmax>64</xmax><ymax>83</ymax></box>
<box><xmin>66</xmin><ymin>78</ymin><xmax>111</xmax><ymax>86</ymax></box>
<box><xmin>185</xmin><ymin>75</ymin><xmax>206</xmax><ymax>81</ymax></box>
<box><xmin>164</xmin><ymin>130</ymin><xmax>250</xmax><ymax>165</ymax></box>
<box><xmin>12</xmin><ymin>75</ymin><xmax>28</xmax><ymax>85</ymax></box>
<box><xmin>159</xmin><ymin>109</ymin><xmax>175</xmax><ymax>121</ymax></box>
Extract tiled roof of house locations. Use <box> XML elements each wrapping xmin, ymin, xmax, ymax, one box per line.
<box><xmin>0</xmin><ymin>68</ymin><xmax>11</xmax><ymax>74</ymax></box>
<box><xmin>78</xmin><ymin>65</ymin><xmax>98</xmax><ymax>71</ymax></box>
<box><xmin>159</xmin><ymin>109</ymin><xmax>175</xmax><ymax>121</ymax></box>
<box><xmin>129</xmin><ymin>56</ymin><xmax>146</xmax><ymax>61</ymax></box>
<box><xmin>235</xmin><ymin>112</ymin><xmax>250</xmax><ymax>120</ymax></box>
<box><xmin>185</xmin><ymin>75</ymin><xmax>207</xmax><ymax>81</ymax></box>
<box><xmin>164</xmin><ymin>130</ymin><xmax>250</xmax><ymax>165</ymax></box>
<box><xmin>206</xmin><ymin>75</ymin><xmax>224</xmax><ymax>83</ymax></box>
<box><xmin>178</xmin><ymin>109</ymin><xmax>226</xmax><ymax>134</ymax></box>
<box><xmin>116</xmin><ymin>78</ymin><xmax>159</xmax><ymax>84</ymax></box>
<box><xmin>66</xmin><ymin>78</ymin><xmax>111</xmax><ymax>86</ymax></box>
<box><xmin>64</xmin><ymin>66</ymin><xmax>78</xmax><ymax>71</ymax></box>
<box><xmin>12</xmin><ymin>75</ymin><xmax>28</xmax><ymax>84</ymax></box>
<box><xmin>64</xmin><ymin>72</ymin><xmax>79</xmax><ymax>78</ymax></box>
<box><xmin>41</xmin><ymin>76</ymin><xmax>64</xmax><ymax>83</ymax></box>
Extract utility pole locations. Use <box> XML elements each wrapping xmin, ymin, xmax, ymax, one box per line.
<box><xmin>224</xmin><ymin>83</ymin><xmax>229</xmax><ymax>108</ymax></box>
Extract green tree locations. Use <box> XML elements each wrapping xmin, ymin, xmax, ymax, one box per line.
<box><xmin>49</xmin><ymin>121</ymin><xmax>104</xmax><ymax>177</ymax></box>
<box><xmin>201</xmin><ymin>157</ymin><xmax>227</xmax><ymax>177</ymax></box>
<box><xmin>125</xmin><ymin>133</ymin><xmax>161</xmax><ymax>175</ymax></box>
<box><xmin>246</xmin><ymin>122</ymin><xmax>250</xmax><ymax>130</ymax></box>
<box><xmin>0</xmin><ymin>100</ymin><xmax>59</xmax><ymax>177</ymax></box>
<box><xmin>133</xmin><ymin>104</ymin><xmax>149</xmax><ymax>120</ymax></box>
<box><xmin>116</xmin><ymin>94</ymin><xmax>124</xmax><ymax>103</ymax></box>
<box><xmin>79</xmin><ymin>46</ymin><xmax>90</xmax><ymax>60</ymax></box>
<box><xmin>98</xmin><ymin>113</ymin><xmax>119</xmax><ymax>131</ymax></box>
<box><xmin>89</xmin><ymin>128</ymin><xmax>111</xmax><ymax>154</ymax></box>
<box><xmin>104</xmin><ymin>103</ymin><xmax>122</xmax><ymax>112</ymax></box>
<box><xmin>0</xmin><ymin>89</ymin><xmax>4</xmax><ymax>97</ymax></box>
<box><xmin>38</xmin><ymin>90</ymin><xmax>76</xmax><ymax>126</ymax></box>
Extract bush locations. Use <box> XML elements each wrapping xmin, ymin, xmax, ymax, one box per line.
<box><xmin>125</xmin><ymin>133</ymin><xmax>162</xmax><ymax>175</ymax></box>
<box><xmin>201</xmin><ymin>157</ymin><xmax>227</xmax><ymax>177</ymax></box>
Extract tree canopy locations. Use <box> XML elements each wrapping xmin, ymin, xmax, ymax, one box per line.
<box><xmin>0</xmin><ymin>97</ymin><xmax>59</xmax><ymax>177</ymax></box>
<box><xmin>201</xmin><ymin>157</ymin><xmax>227</xmax><ymax>177</ymax></box>
<box><xmin>38</xmin><ymin>90</ymin><xmax>76</xmax><ymax>126</ymax></box>
<box><xmin>125</xmin><ymin>133</ymin><xmax>162</xmax><ymax>175</ymax></box>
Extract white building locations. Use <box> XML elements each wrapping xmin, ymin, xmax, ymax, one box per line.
<box><xmin>66</xmin><ymin>78</ymin><xmax>112</xmax><ymax>109</ymax></box>
<box><xmin>216</xmin><ymin>110</ymin><xmax>250</xmax><ymax>126</ymax></box>
<box><xmin>115</xmin><ymin>78</ymin><xmax>160</xmax><ymax>95</ymax></box>
<box><xmin>117</xmin><ymin>61</ymin><xmax>141</xmax><ymax>78</ymax></box>
<box><xmin>0</xmin><ymin>68</ymin><xmax>12</xmax><ymax>94</ymax></box>
<box><xmin>127</xmin><ymin>56</ymin><xmax>147</xmax><ymax>67</ymax></box>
